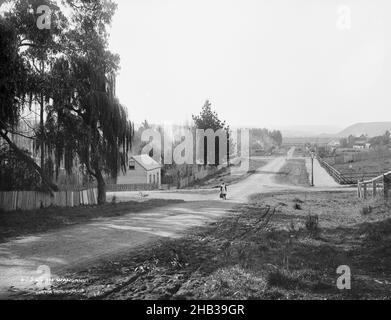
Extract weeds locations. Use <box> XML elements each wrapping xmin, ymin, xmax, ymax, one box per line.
<box><xmin>305</xmin><ymin>214</ymin><xmax>319</xmax><ymax>236</ymax></box>
<box><xmin>293</xmin><ymin>203</ymin><xmax>302</xmax><ymax>210</ymax></box>
<box><xmin>360</xmin><ymin>205</ymin><xmax>372</xmax><ymax>216</ymax></box>
<box><xmin>267</xmin><ymin>269</ymin><xmax>301</xmax><ymax>290</ymax></box>
<box><xmin>366</xmin><ymin>228</ymin><xmax>383</xmax><ymax>242</ymax></box>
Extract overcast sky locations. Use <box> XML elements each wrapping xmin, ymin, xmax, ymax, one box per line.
<box><xmin>108</xmin><ymin>0</ymin><xmax>390</xmax><ymax>132</ymax></box>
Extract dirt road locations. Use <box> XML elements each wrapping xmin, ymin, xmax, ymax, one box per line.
<box><xmin>108</xmin><ymin>148</ymin><xmax>296</xmax><ymax>203</ymax></box>
<box><xmin>0</xmin><ymin>147</ymin><xmax>341</xmax><ymax>296</ymax></box>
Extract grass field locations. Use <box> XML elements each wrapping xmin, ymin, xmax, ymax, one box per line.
<box><xmin>22</xmin><ymin>191</ymin><xmax>391</xmax><ymax>300</ymax></box>
<box><xmin>0</xmin><ymin>199</ymin><xmax>184</xmax><ymax>243</ymax></box>
<box><xmin>334</xmin><ymin>157</ymin><xmax>391</xmax><ymax>177</ymax></box>
<box><xmin>274</xmin><ymin>159</ymin><xmax>310</xmax><ymax>186</ymax></box>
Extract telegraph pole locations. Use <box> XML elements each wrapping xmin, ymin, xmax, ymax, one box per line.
<box><xmin>307</xmin><ymin>145</ymin><xmax>314</xmax><ymax>187</ymax></box>
<box><xmin>311</xmin><ymin>155</ymin><xmax>314</xmax><ymax>186</ymax></box>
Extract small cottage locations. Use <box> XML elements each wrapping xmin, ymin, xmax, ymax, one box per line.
<box><xmin>117</xmin><ymin>154</ymin><xmax>162</xmax><ymax>186</ymax></box>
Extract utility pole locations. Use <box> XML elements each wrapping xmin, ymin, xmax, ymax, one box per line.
<box><xmin>311</xmin><ymin>155</ymin><xmax>314</xmax><ymax>186</ymax></box>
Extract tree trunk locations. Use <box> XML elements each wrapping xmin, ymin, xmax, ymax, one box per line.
<box><xmin>0</xmin><ymin>130</ymin><xmax>58</xmax><ymax>193</ymax></box>
<box><xmin>40</xmin><ymin>61</ymin><xmax>45</xmax><ymax>172</ymax></box>
<box><xmin>40</xmin><ymin>92</ymin><xmax>45</xmax><ymax>171</ymax></box>
<box><xmin>95</xmin><ymin>169</ymin><xmax>106</xmax><ymax>205</ymax></box>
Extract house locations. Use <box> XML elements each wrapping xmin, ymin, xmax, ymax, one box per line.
<box><xmin>353</xmin><ymin>144</ymin><xmax>365</xmax><ymax>150</ymax></box>
<box><xmin>117</xmin><ymin>154</ymin><xmax>162</xmax><ymax>186</ymax></box>
<box><xmin>328</xmin><ymin>140</ymin><xmax>340</xmax><ymax>147</ymax></box>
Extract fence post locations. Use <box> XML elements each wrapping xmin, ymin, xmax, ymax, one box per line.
<box><xmin>384</xmin><ymin>175</ymin><xmax>390</xmax><ymax>200</ymax></box>
<box><xmin>357</xmin><ymin>181</ymin><xmax>361</xmax><ymax>198</ymax></box>
<box><xmin>372</xmin><ymin>180</ymin><xmax>377</xmax><ymax>199</ymax></box>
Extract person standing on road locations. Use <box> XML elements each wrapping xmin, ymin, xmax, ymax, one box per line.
<box><xmin>220</xmin><ymin>182</ymin><xmax>227</xmax><ymax>200</ymax></box>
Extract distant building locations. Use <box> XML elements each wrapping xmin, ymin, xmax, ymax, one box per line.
<box><xmin>353</xmin><ymin>144</ymin><xmax>365</xmax><ymax>150</ymax></box>
<box><xmin>117</xmin><ymin>154</ymin><xmax>161</xmax><ymax>186</ymax></box>
<box><xmin>328</xmin><ymin>140</ymin><xmax>340</xmax><ymax>147</ymax></box>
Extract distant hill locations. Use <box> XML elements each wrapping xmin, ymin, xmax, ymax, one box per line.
<box><xmin>338</xmin><ymin>122</ymin><xmax>391</xmax><ymax>138</ymax></box>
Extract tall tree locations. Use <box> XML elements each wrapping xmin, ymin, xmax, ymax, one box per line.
<box><xmin>192</xmin><ymin>100</ymin><xmax>229</xmax><ymax>165</ymax></box>
<box><xmin>0</xmin><ymin>9</ymin><xmax>59</xmax><ymax>192</ymax></box>
<box><xmin>192</xmin><ymin>100</ymin><xmax>226</xmax><ymax>131</ymax></box>
<box><xmin>42</xmin><ymin>0</ymin><xmax>133</xmax><ymax>204</ymax></box>
<box><xmin>1</xmin><ymin>0</ymin><xmax>134</xmax><ymax>202</ymax></box>
<box><xmin>0</xmin><ymin>0</ymin><xmax>66</xmax><ymax>192</ymax></box>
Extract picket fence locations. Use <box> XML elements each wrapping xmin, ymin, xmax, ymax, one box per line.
<box><xmin>0</xmin><ymin>188</ymin><xmax>98</xmax><ymax>212</ymax></box>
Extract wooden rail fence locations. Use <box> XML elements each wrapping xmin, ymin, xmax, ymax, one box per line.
<box><xmin>309</xmin><ymin>150</ymin><xmax>381</xmax><ymax>185</ymax></box>
<box><xmin>316</xmin><ymin>157</ymin><xmax>352</xmax><ymax>185</ymax></box>
<box><xmin>308</xmin><ymin>149</ymin><xmax>353</xmax><ymax>185</ymax></box>
<box><xmin>357</xmin><ymin>171</ymin><xmax>391</xmax><ymax>200</ymax></box>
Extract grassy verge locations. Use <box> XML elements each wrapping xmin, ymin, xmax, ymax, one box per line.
<box><xmin>0</xmin><ymin>199</ymin><xmax>184</xmax><ymax>243</ymax></box>
<box><xmin>22</xmin><ymin>191</ymin><xmax>391</xmax><ymax>300</ymax></box>
<box><xmin>274</xmin><ymin>159</ymin><xmax>310</xmax><ymax>186</ymax></box>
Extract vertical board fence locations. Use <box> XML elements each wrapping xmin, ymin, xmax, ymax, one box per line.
<box><xmin>106</xmin><ymin>184</ymin><xmax>158</xmax><ymax>192</ymax></box>
<box><xmin>0</xmin><ymin>188</ymin><xmax>98</xmax><ymax>212</ymax></box>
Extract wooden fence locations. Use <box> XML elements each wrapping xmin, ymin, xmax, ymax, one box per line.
<box><xmin>0</xmin><ymin>188</ymin><xmax>98</xmax><ymax>212</ymax></box>
<box><xmin>316</xmin><ymin>157</ymin><xmax>353</xmax><ymax>184</ymax></box>
<box><xmin>314</xmin><ymin>152</ymin><xmax>378</xmax><ymax>185</ymax></box>
<box><xmin>357</xmin><ymin>171</ymin><xmax>391</xmax><ymax>200</ymax></box>
<box><xmin>106</xmin><ymin>184</ymin><xmax>159</xmax><ymax>192</ymax></box>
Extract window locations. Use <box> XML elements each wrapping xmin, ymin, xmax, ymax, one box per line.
<box><xmin>149</xmin><ymin>174</ymin><xmax>152</xmax><ymax>184</ymax></box>
<box><xmin>129</xmin><ymin>159</ymin><xmax>135</xmax><ymax>170</ymax></box>
<box><xmin>153</xmin><ymin>174</ymin><xmax>156</xmax><ymax>184</ymax></box>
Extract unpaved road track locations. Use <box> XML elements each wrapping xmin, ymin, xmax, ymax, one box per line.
<box><xmin>0</xmin><ymin>147</ymin><xmax>344</xmax><ymax>296</ymax></box>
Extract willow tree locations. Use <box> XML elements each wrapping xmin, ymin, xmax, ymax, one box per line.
<box><xmin>0</xmin><ymin>12</ymin><xmax>59</xmax><ymax>192</ymax></box>
<box><xmin>42</xmin><ymin>0</ymin><xmax>133</xmax><ymax>204</ymax></box>
<box><xmin>0</xmin><ymin>0</ymin><xmax>65</xmax><ymax>192</ymax></box>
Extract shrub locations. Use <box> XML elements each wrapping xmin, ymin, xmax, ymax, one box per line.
<box><xmin>360</xmin><ymin>205</ymin><xmax>372</xmax><ymax>215</ymax></box>
<box><xmin>366</xmin><ymin>228</ymin><xmax>382</xmax><ymax>242</ymax></box>
<box><xmin>293</xmin><ymin>198</ymin><xmax>304</xmax><ymax>204</ymax></box>
<box><xmin>293</xmin><ymin>203</ymin><xmax>302</xmax><ymax>210</ymax></box>
<box><xmin>305</xmin><ymin>214</ymin><xmax>319</xmax><ymax>235</ymax></box>
<box><xmin>267</xmin><ymin>269</ymin><xmax>301</xmax><ymax>289</ymax></box>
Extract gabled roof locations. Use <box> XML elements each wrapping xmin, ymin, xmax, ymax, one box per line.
<box><xmin>131</xmin><ymin>155</ymin><xmax>161</xmax><ymax>171</ymax></box>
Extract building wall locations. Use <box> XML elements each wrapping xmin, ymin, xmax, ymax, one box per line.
<box><xmin>117</xmin><ymin>161</ymin><xmax>147</xmax><ymax>184</ymax></box>
<box><xmin>117</xmin><ymin>161</ymin><xmax>161</xmax><ymax>186</ymax></box>
<box><xmin>146</xmin><ymin>168</ymin><xmax>161</xmax><ymax>187</ymax></box>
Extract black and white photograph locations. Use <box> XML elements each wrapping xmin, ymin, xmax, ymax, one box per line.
<box><xmin>0</xmin><ymin>0</ymin><xmax>391</xmax><ymax>309</ymax></box>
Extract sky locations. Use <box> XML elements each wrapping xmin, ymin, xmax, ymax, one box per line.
<box><xmin>108</xmin><ymin>0</ymin><xmax>391</xmax><ymax>133</ymax></box>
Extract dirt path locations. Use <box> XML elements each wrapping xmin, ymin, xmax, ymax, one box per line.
<box><xmin>0</xmin><ymin>147</ymin><xmax>344</xmax><ymax>297</ymax></box>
